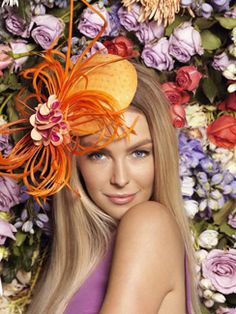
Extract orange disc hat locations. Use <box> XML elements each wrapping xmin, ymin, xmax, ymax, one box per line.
<box><xmin>0</xmin><ymin>0</ymin><xmax>138</xmax><ymax>202</ymax></box>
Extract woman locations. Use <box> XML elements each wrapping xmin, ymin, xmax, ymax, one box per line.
<box><xmin>24</xmin><ymin>62</ymin><xmax>200</xmax><ymax>314</ymax></box>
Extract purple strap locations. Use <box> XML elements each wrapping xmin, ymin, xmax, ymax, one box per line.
<box><xmin>185</xmin><ymin>253</ymin><xmax>192</xmax><ymax>314</ymax></box>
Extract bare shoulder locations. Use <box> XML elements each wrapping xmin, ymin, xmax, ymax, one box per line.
<box><xmin>100</xmin><ymin>201</ymin><xmax>185</xmax><ymax>313</ymax></box>
<box><xmin>117</xmin><ymin>201</ymin><xmax>184</xmax><ymax>255</ymax></box>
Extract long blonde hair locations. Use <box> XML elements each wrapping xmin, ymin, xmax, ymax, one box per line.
<box><xmin>27</xmin><ymin>62</ymin><xmax>200</xmax><ymax>313</ymax></box>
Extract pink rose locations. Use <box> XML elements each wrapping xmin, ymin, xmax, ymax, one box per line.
<box><xmin>162</xmin><ymin>82</ymin><xmax>190</xmax><ymax>106</ymax></box>
<box><xmin>202</xmin><ymin>249</ymin><xmax>236</xmax><ymax>294</ymax></box>
<box><xmin>0</xmin><ymin>219</ymin><xmax>17</xmax><ymax>245</ymax></box>
<box><xmin>170</xmin><ymin>104</ymin><xmax>186</xmax><ymax>128</ymax></box>
<box><xmin>103</xmin><ymin>36</ymin><xmax>139</xmax><ymax>58</ymax></box>
<box><xmin>141</xmin><ymin>38</ymin><xmax>175</xmax><ymax>71</ymax></box>
<box><xmin>0</xmin><ymin>44</ymin><xmax>12</xmax><ymax>75</ymax></box>
<box><xmin>78</xmin><ymin>4</ymin><xmax>112</xmax><ymax>38</ymax></box>
<box><xmin>176</xmin><ymin>66</ymin><xmax>202</xmax><ymax>91</ymax></box>
<box><xmin>30</xmin><ymin>15</ymin><xmax>64</xmax><ymax>49</ymax></box>
<box><xmin>136</xmin><ymin>21</ymin><xmax>164</xmax><ymax>44</ymax></box>
<box><xmin>169</xmin><ymin>22</ymin><xmax>204</xmax><ymax>63</ymax></box>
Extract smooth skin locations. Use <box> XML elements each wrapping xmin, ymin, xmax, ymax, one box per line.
<box><xmin>78</xmin><ymin>108</ymin><xmax>186</xmax><ymax>313</ymax></box>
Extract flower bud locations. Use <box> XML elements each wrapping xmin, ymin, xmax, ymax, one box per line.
<box><xmin>204</xmin><ymin>299</ymin><xmax>214</xmax><ymax>308</ymax></box>
<box><xmin>203</xmin><ymin>289</ymin><xmax>214</xmax><ymax>299</ymax></box>
<box><xmin>212</xmin><ymin>293</ymin><xmax>226</xmax><ymax>303</ymax></box>
<box><xmin>199</xmin><ymin>278</ymin><xmax>213</xmax><ymax>290</ymax></box>
<box><xmin>195</xmin><ymin>250</ymin><xmax>208</xmax><ymax>264</ymax></box>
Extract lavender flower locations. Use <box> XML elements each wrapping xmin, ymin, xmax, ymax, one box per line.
<box><xmin>211</xmin><ymin>0</ymin><xmax>231</xmax><ymax>12</ymax></box>
<box><xmin>0</xmin><ymin>176</ymin><xmax>20</xmax><ymax>212</ymax></box>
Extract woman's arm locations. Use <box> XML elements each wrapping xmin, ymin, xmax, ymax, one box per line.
<box><xmin>99</xmin><ymin>201</ymin><xmax>186</xmax><ymax>314</ymax></box>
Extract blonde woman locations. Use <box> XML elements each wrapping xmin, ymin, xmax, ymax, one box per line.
<box><xmin>23</xmin><ymin>62</ymin><xmax>200</xmax><ymax>314</ymax></box>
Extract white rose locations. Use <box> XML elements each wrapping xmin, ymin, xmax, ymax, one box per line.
<box><xmin>223</xmin><ymin>63</ymin><xmax>236</xmax><ymax>80</ymax></box>
<box><xmin>185</xmin><ymin>104</ymin><xmax>207</xmax><ymax>128</ymax></box>
<box><xmin>198</xmin><ymin>230</ymin><xmax>219</xmax><ymax>249</ymax></box>
<box><xmin>184</xmin><ymin>199</ymin><xmax>199</xmax><ymax>219</ymax></box>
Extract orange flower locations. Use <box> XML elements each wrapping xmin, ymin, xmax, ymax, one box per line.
<box><xmin>207</xmin><ymin>115</ymin><xmax>236</xmax><ymax>149</ymax></box>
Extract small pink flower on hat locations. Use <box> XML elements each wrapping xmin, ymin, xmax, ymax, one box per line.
<box><xmin>29</xmin><ymin>95</ymin><xmax>71</xmax><ymax>146</ymax></box>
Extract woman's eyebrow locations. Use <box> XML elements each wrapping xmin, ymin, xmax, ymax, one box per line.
<box><xmin>126</xmin><ymin>139</ymin><xmax>153</xmax><ymax>151</ymax></box>
<box><xmin>81</xmin><ymin>138</ymin><xmax>153</xmax><ymax>151</ymax></box>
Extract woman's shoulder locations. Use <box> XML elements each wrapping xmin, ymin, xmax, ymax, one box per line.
<box><xmin>100</xmin><ymin>201</ymin><xmax>185</xmax><ymax>313</ymax></box>
<box><xmin>118</xmin><ymin>201</ymin><xmax>184</xmax><ymax>249</ymax></box>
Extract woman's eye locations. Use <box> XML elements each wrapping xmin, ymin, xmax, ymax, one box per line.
<box><xmin>87</xmin><ymin>152</ymin><xmax>106</xmax><ymax>160</ymax></box>
<box><xmin>132</xmin><ymin>150</ymin><xmax>150</xmax><ymax>158</ymax></box>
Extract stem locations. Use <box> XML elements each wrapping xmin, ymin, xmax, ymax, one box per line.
<box><xmin>0</xmin><ymin>94</ymin><xmax>14</xmax><ymax>115</ymax></box>
<box><xmin>60</xmin><ymin>2</ymin><xmax>84</xmax><ymax>20</ymax></box>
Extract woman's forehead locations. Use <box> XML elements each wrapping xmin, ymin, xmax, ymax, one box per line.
<box><xmin>80</xmin><ymin>109</ymin><xmax>152</xmax><ymax>147</ymax></box>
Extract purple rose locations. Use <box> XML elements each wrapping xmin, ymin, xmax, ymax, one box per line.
<box><xmin>0</xmin><ymin>219</ymin><xmax>17</xmax><ymax>245</ymax></box>
<box><xmin>117</xmin><ymin>3</ymin><xmax>140</xmax><ymax>32</ymax></box>
<box><xmin>228</xmin><ymin>209</ymin><xmax>236</xmax><ymax>228</ymax></box>
<box><xmin>5</xmin><ymin>13</ymin><xmax>30</xmax><ymax>38</ymax></box>
<box><xmin>30</xmin><ymin>15</ymin><xmax>64</xmax><ymax>49</ymax></box>
<box><xmin>212</xmin><ymin>52</ymin><xmax>231</xmax><ymax>71</ymax></box>
<box><xmin>136</xmin><ymin>21</ymin><xmax>164</xmax><ymax>44</ymax></box>
<box><xmin>216</xmin><ymin>306</ymin><xmax>236</xmax><ymax>314</ymax></box>
<box><xmin>78</xmin><ymin>4</ymin><xmax>112</xmax><ymax>39</ymax></box>
<box><xmin>202</xmin><ymin>249</ymin><xmax>236</xmax><ymax>294</ymax></box>
<box><xmin>141</xmin><ymin>38</ymin><xmax>175</xmax><ymax>71</ymax></box>
<box><xmin>0</xmin><ymin>176</ymin><xmax>20</xmax><ymax>212</ymax></box>
<box><xmin>169</xmin><ymin>22</ymin><xmax>204</xmax><ymax>63</ymax></box>
<box><xmin>108</xmin><ymin>3</ymin><xmax>121</xmax><ymax>37</ymax></box>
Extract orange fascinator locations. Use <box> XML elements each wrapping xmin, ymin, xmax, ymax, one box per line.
<box><xmin>0</xmin><ymin>0</ymin><xmax>138</xmax><ymax>202</ymax></box>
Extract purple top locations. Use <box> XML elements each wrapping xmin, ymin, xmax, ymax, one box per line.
<box><xmin>65</xmin><ymin>235</ymin><xmax>192</xmax><ymax>314</ymax></box>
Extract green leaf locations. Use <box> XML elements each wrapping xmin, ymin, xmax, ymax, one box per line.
<box><xmin>219</xmin><ymin>223</ymin><xmax>236</xmax><ymax>237</ymax></box>
<box><xmin>213</xmin><ymin>199</ymin><xmax>236</xmax><ymax>225</ymax></box>
<box><xmin>194</xmin><ymin>18</ymin><xmax>217</xmax><ymax>30</ymax></box>
<box><xmin>226</xmin><ymin>293</ymin><xmax>236</xmax><ymax>305</ymax></box>
<box><xmin>165</xmin><ymin>15</ymin><xmax>190</xmax><ymax>37</ymax></box>
<box><xmin>215</xmin><ymin>16</ymin><xmax>236</xmax><ymax>29</ymax></box>
<box><xmin>202</xmin><ymin>77</ymin><xmax>217</xmax><ymax>103</ymax></box>
<box><xmin>15</xmin><ymin>232</ymin><xmax>27</xmax><ymax>247</ymax></box>
<box><xmin>201</xmin><ymin>30</ymin><xmax>222</xmax><ymax>50</ymax></box>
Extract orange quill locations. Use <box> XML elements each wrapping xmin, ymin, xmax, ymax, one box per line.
<box><xmin>0</xmin><ymin>0</ymin><xmax>137</xmax><ymax>202</ymax></box>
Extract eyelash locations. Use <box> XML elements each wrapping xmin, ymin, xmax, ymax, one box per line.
<box><xmin>87</xmin><ymin>150</ymin><xmax>150</xmax><ymax>160</ymax></box>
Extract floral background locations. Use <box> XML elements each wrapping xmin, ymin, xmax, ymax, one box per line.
<box><xmin>0</xmin><ymin>0</ymin><xmax>236</xmax><ymax>313</ymax></box>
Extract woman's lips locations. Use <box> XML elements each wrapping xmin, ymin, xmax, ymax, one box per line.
<box><xmin>105</xmin><ymin>194</ymin><xmax>136</xmax><ymax>205</ymax></box>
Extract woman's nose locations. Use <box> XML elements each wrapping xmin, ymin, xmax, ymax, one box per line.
<box><xmin>110</xmin><ymin>159</ymin><xmax>129</xmax><ymax>187</ymax></box>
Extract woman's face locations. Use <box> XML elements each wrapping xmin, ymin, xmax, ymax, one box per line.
<box><xmin>77</xmin><ymin>108</ymin><xmax>154</xmax><ymax>220</ymax></box>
